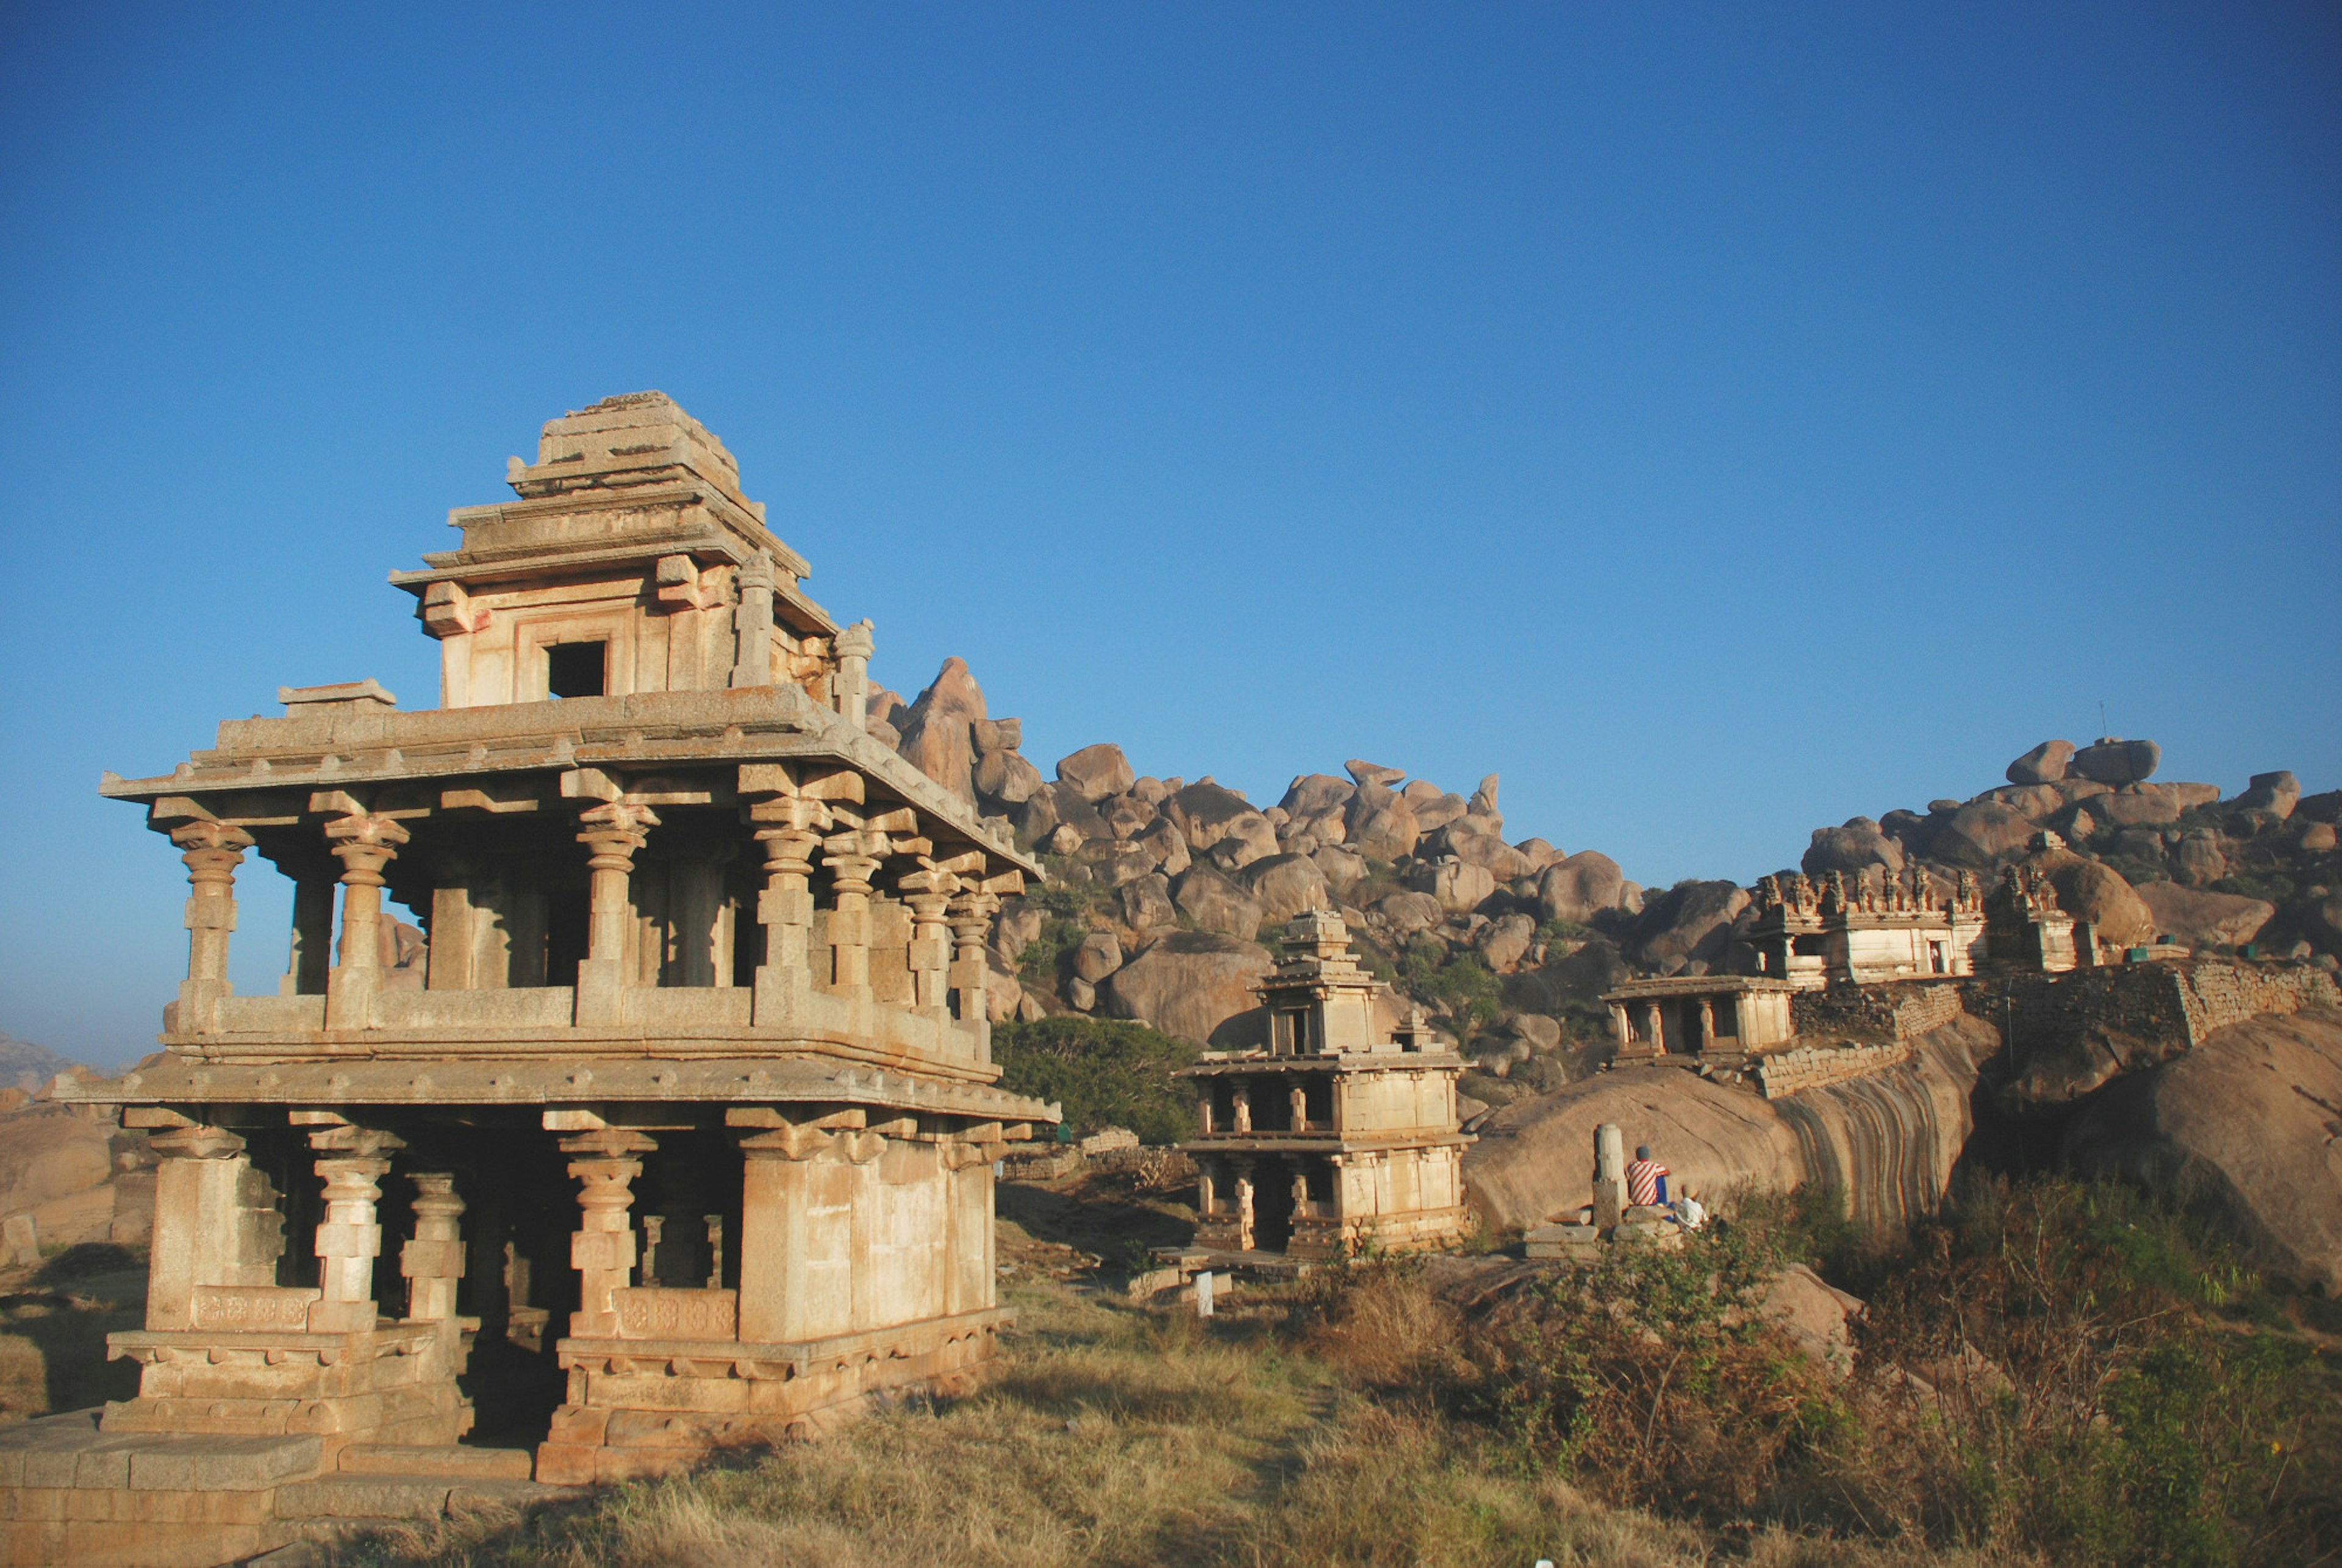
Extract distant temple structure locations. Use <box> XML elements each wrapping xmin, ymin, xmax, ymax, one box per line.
<box><xmin>29</xmin><ymin>393</ymin><xmax>1053</xmax><ymax>1559</ymax></box>
<box><xmin>1176</xmin><ymin>911</ymin><xmax>1471</xmax><ymax>1262</ymax></box>
<box><xmin>1741</xmin><ymin>866</ymin><xmax>1990</xmax><ymax>989</ymax></box>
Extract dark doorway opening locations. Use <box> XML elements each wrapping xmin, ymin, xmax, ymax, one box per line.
<box><xmin>1252</xmin><ymin>1158</ymin><xmax>1295</xmax><ymax>1253</ymax></box>
<box><xmin>547</xmin><ymin>641</ymin><xmax>607</xmax><ymax>699</ymax></box>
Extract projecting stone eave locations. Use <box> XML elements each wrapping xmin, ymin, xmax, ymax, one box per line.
<box><xmin>57</xmin><ymin>1053</ymin><xmax>1061</xmax><ymax>1126</ymax></box>
<box><xmin>1175</xmin><ymin>1051</ymin><xmax>1468</xmax><ymax>1076</ymax></box>
<box><xmin>95</xmin><ymin>686</ymin><xmax>1039</xmax><ymax>879</ymax></box>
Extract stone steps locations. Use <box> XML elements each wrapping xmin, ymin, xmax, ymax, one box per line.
<box><xmin>336</xmin><ymin>1442</ymin><xmax>535</xmax><ymax>1481</ymax></box>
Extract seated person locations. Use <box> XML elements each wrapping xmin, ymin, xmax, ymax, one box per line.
<box><xmin>1626</xmin><ymin>1145</ymin><xmax>1670</xmax><ymax>1208</ymax></box>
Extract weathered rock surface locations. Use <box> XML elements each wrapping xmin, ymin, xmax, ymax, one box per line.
<box><xmin>1345</xmin><ymin>759</ymin><xmax>1405</xmax><ymax>790</ymax></box>
<box><xmin>1072</xmin><ymin>931</ymin><xmax>1124</xmax><ymax>984</ymax></box>
<box><xmin>973</xmin><ymin>747</ymin><xmax>1044</xmax><ymax>805</ymax></box>
<box><xmin>1172</xmin><ymin>864</ymin><xmax>1263</xmax><ymax>940</ymax></box>
<box><xmin>1345</xmin><ymin>789</ymin><xmax>1421</xmax><ymax>861</ymax></box>
<box><xmin>2096</xmin><ymin>785</ymin><xmax>2183</xmax><ymax>828</ymax></box>
<box><xmin>1803</xmin><ymin>820</ymin><xmax>1905</xmax><ymax>878</ymax></box>
<box><xmin>1120</xmin><ymin>873</ymin><xmax>1175</xmax><ymax>931</ymax></box>
<box><xmin>2236</xmin><ymin>770</ymin><xmax>2301</xmax><ymax>820</ymax></box>
<box><xmin>1932</xmin><ymin>801</ymin><xmax>2039</xmax><ymax>868</ymax></box>
<box><xmin>1055</xmin><ymin>743</ymin><xmax>1136</xmax><ymax>803</ymax></box>
<box><xmin>895</xmin><ymin>657</ymin><xmax>987</xmax><ymax>802</ymax></box>
<box><xmin>2133</xmin><ymin>883</ymin><xmax>2274</xmax><ymax>948</ymax></box>
<box><xmin>2035</xmin><ymin>851</ymin><xmax>2157</xmax><ymax>949</ymax></box>
<box><xmin>1630</xmin><ymin>881</ymin><xmax>1749</xmax><ymax>974</ymax></box>
<box><xmin>1240</xmin><ymin>853</ymin><xmax>1329</xmax><ymax>923</ymax></box>
<box><xmin>1414</xmin><ymin>857</ymin><xmax>1497</xmax><ymax>915</ymax></box>
<box><xmin>1101</xmin><ymin>931</ymin><xmax>1275</xmax><ymax>1047</ymax></box>
<box><xmin>1474</xmin><ymin>913</ymin><xmax>1536</xmax><ymax>974</ymax></box>
<box><xmin>1375</xmin><ymin>890</ymin><xmax>1445</xmax><ymax>936</ymax></box>
<box><xmin>1537</xmin><ymin>851</ymin><xmax>1626</xmax><ymax>926</ymax></box>
<box><xmin>2006</xmin><ymin>739</ymin><xmax>2075</xmax><ymax>786</ymax></box>
<box><xmin>1280</xmin><ymin>774</ymin><xmax>1357</xmax><ymax>819</ymax></box>
<box><xmin>1463</xmin><ymin>1016</ymin><xmax>1996</xmax><ymax>1239</ymax></box>
<box><xmin>1167</xmin><ymin>781</ymin><xmax>1259</xmax><ymax>851</ymax></box>
<box><xmin>2063</xmin><ymin>1008</ymin><xmax>2342</xmax><ymax>1293</ymax></box>
<box><xmin>2071</xmin><ymin>737</ymin><xmax>2160</xmax><ymax>786</ymax></box>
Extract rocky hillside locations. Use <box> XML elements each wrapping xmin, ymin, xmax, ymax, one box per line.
<box><xmin>870</xmin><ymin>657</ymin><xmax>2342</xmax><ymax>1104</ymax></box>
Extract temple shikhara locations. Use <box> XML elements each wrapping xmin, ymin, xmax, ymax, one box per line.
<box><xmin>27</xmin><ymin>393</ymin><xmax>1054</xmax><ymax>1558</ymax></box>
<box><xmin>1175</xmin><ymin>910</ymin><xmax>1472</xmax><ymax>1262</ymax></box>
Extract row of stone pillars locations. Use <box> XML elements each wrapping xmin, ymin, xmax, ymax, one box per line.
<box><xmin>1197</xmin><ymin>1081</ymin><xmax>1325</xmax><ymax>1136</ymax></box>
<box><xmin>163</xmin><ymin>797</ymin><xmax>1003</xmax><ymax>1036</ymax></box>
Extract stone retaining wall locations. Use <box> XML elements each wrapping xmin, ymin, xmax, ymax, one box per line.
<box><xmin>1790</xmin><ymin>980</ymin><xmax>1965</xmax><ymax>1047</ymax></box>
<box><xmin>1756</xmin><ymin>1040</ymin><xmax>1913</xmax><ymax>1100</ymax></box>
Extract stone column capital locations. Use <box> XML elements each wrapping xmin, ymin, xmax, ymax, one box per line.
<box><xmin>150</xmin><ymin>1123</ymin><xmax>246</xmax><ymax>1161</ymax></box>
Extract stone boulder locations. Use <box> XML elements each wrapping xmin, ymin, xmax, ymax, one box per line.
<box><xmin>0</xmin><ymin>1105</ymin><xmax>113</xmax><ymax>1222</ymax></box>
<box><xmin>984</xmin><ymin>953</ymin><xmax>1023</xmax><ymax>1025</ymax></box>
<box><xmin>1099</xmin><ymin>793</ymin><xmax>1159</xmax><ymax>841</ymax></box>
<box><xmin>1375</xmin><ymin>890</ymin><xmax>1445</xmax><ymax>936</ymax></box>
<box><xmin>2235</xmin><ymin>770</ymin><xmax>2301</xmax><ymax>820</ymax></box>
<box><xmin>1120</xmin><ymin>873</ymin><xmax>1175</xmax><ymax>931</ymax></box>
<box><xmin>1431</xmin><ymin>822</ymin><xmax>1534</xmax><ymax>880</ymax></box>
<box><xmin>973</xmin><ymin>748</ymin><xmax>1045</xmax><ymax>806</ymax></box>
<box><xmin>1469</xmin><ymin>775</ymin><xmax>1500</xmax><ymax>816</ymax></box>
<box><xmin>2096</xmin><ymin>785</ymin><xmax>2183</xmax><ymax>828</ymax></box>
<box><xmin>1345</xmin><ymin>789</ymin><xmax>1421</xmax><ymax>862</ymax></box>
<box><xmin>1474</xmin><ymin>913</ymin><xmax>1536</xmax><ymax>973</ymax></box>
<box><xmin>1172</xmin><ymin>864</ymin><xmax>1263</xmax><ymax>941</ymax></box>
<box><xmin>1537</xmin><ymin>851</ymin><xmax>1626</xmax><ymax>926</ymax></box>
<box><xmin>1240</xmin><ymin>853</ymin><xmax>1330</xmax><ymax>923</ymax></box>
<box><xmin>991</xmin><ymin>898</ymin><xmax>1045</xmax><ymax>964</ymax></box>
<box><xmin>1203</xmin><ymin>812</ymin><xmax>1281</xmax><ymax>871</ymax></box>
<box><xmin>1010</xmin><ymin>789</ymin><xmax>1059</xmax><ymax>848</ymax></box>
<box><xmin>1048</xmin><ymin>784</ymin><xmax>1112</xmax><ymax>843</ymax></box>
<box><xmin>1056</xmin><ymin>743</ymin><xmax>1136</xmax><ymax>803</ymax></box>
<box><xmin>2173</xmin><ymin>832</ymin><xmax>2227</xmax><ymax>887</ymax></box>
<box><xmin>2071</xmin><ymin>737</ymin><xmax>2160</xmax><ymax>786</ymax></box>
<box><xmin>972</xmin><ymin>717</ymin><xmax>1021</xmax><ymax>754</ymax></box>
<box><xmin>1279</xmin><ymin>775</ymin><xmax>1356</xmax><ymax>819</ymax></box>
<box><xmin>1405</xmin><ymin>787</ymin><xmax>1470</xmax><ymax>834</ymax></box>
<box><xmin>1167</xmin><ymin>781</ymin><xmax>1260</xmax><ymax>851</ymax></box>
<box><xmin>895</xmin><ymin>657</ymin><xmax>987</xmax><ymax>803</ymax></box>
<box><xmin>2036</xmin><ymin>853</ymin><xmax>2157</xmax><ymax>950</ymax></box>
<box><xmin>1932</xmin><ymin>801</ymin><xmax>2039</xmax><ymax>868</ymax></box>
<box><xmin>1101</xmin><ymin>931</ymin><xmax>1276</xmax><ymax>1047</ymax></box>
<box><xmin>1507</xmin><ymin>1013</ymin><xmax>1563</xmax><ymax>1053</ymax></box>
<box><xmin>2063</xmin><ymin>1009</ymin><xmax>2342</xmax><ymax>1292</ymax></box>
<box><xmin>1133</xmin><ymin>816</ymin><xmax>1191</xmax><ymax>877</ymax></box>
<box><xmin>2133</xmin><ymin>883</ymin><xmax>2274</xmax><ymax>948</ymax></box>
<box><xmin>1802</xmin><ymin>819</ymin><xmax>1905</xmax><ymax>879</ymax></box>
<box><xmin>1080</xmin><ymin>839</ymin><xmax>1158</xmax><ymax>889</ymax></box>
<box><xmin>1514</xmin><ymin>838</ymin><xmax>1563</xmax><ymax>875</ymax></box>
<box><xmin>1312</xmin><ymin>844</ymin><xmax>1368</xmax><ymax>892</ymax></box>
<box><xmin>1345</xmin><ymin>759</ymin><xmax>1405</xmax><ymax>790</ymax></box>
<box><xmin>1072</xmin><ymin>931</ymin><xmax>1124</xmax><ymax>984</ymax></box>
<box><xmin>2006</xmin><ymin>739</ymin><xmax>2075</xmax><ymax>786</ymax></box>
<box><xmin>1630</xmin><ymin>881</ymin><xmax>1750</xmax><ymax>974</ymax></box>
<box><xmin>1414</xmin><ymin>857</ymin><xmax>1497</xmax><ymax>915</ymax></box>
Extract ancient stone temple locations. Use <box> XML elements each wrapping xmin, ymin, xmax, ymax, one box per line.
<box><xmin>27</xmin><ymin>393</ymin><xmax>1052</xmax><ymax>1560</ymax></box>
<box><xmin>1741</xmin><ymin>866</ymin><xmax>1990</xmax><ymax>989</ymax></box>
<box><xmin>1601</xmin><ymin>975</ymin><xmax>1798</xmax><ymax>1065</ymax></box>
<box><xmin>1176</xmin><ymin>911</ymin><xmax>1470</xmax><ymax>1262</ymax></box>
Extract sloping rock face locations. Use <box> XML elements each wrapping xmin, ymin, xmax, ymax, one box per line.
<box><xmin>1464</xmin><ymin>1065</ymin><xmax>1806</xmax><ymax>1233</ymax></box>
<box><xmin>1463</xmin><ymin>1016</ymin><xmax>1997</xmax><ymax>1239</ymax></box>
<box><xmin>1100</xmin><ymin>931</ymin><xmax>1273</xmax><ymax>1047</ymax></box>
<box><xmin>1771</xmin><ymin>1017</ymin><xmax>2000</xmax><ymax>1239</ymax></box>
<box><xmin>2134</xmin><ymin>882</ymin><xmax>2276</xmax><ymax>948</ymax></box>
<box><xmin>895</xmin><ymin>657</ymin><xmax>987</xmax><ymax>802</ymax></box>
<box><xmin>2062</xmin><ymin>1008</ymin><xmax>2342</xmax><ymax>1294</ymax></box>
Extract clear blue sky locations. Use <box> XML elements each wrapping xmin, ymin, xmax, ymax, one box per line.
<box><xmin>2</xmin><ymin>4</ymin><xmax>2336</xmax><ymax>1067</ymax></box>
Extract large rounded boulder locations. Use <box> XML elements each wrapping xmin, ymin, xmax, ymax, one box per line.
<box><xmin>1101</xmin><ymin>931</ymin><xmax>1275</xmax><ymax>1048</ymax></box>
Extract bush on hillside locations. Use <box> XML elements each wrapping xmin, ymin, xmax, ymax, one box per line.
<box><xmin>992</xmin><ymin>1016</ymin><xmax>1201</xmax><ymax>1145</ymax></box>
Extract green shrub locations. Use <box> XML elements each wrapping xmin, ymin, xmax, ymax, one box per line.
<box><xmin>991</xmin><ymin>1015</ymin><xmax>1201</xmax><ymax>1145</ymax></box>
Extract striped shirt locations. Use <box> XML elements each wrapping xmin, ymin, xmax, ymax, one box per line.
<box><xmin>1626</xmin><ymin>1159</ymin><xmax>1669</xmax><ymax>1208</ymax></box>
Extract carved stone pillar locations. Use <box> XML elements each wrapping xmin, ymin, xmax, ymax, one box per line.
<box><xmin>940</xmin><ymin>1135</ymin><xmax>1000</xmax><ymax>1319</ymax></box>
<box><xmin>308</xmin><ymin>1125</ymin><xmax>404</xmax><ymax>1333</ymax></box>
<box><xmin>818</xmin><ymin>832</ymin><xmax>884</xmax><ymax>1003</ymax></box>
<box><xmin>1233</xmin><ymin>1167</ymin><xmax>1256</xmax><ymax>1253</ymax></box>
<box><xmin>324</xmin><ymin>813</ymin><xmax>409</xmax><ymax>1030</ymax></box>
<box><xmin>751</xmin><ymin>821</ymin><xmax>820</xmax><ymax>1026</ymax></box>
<box><xmin>401</xmin><ymin>1172</ymin><xmax>466</xmax><ymax>1323</ymax></box>
<box><xmin>737</xmin><ymin>1123</ymin><xmax>883</xmax><ymax>1344</ymax></box>
<box><xmin>145</xmin><ymin>1123</ymin><xmax>282</xmax><ymax>1331</ymax></box>
<box><xmin>1696</xmin><ymin>997</ymin><xmax>1716</xmax><ymax>1053</ymax></box>
<box><xmin>1641</xmin><ymin>1001</ymin><xmax>1665</xmax><ymax>1054</ymax></box>
<box><xmin>575</xmin><ymin>801</ymin><xmax>658</xmax><ymax>1025</ymax></box>
<box><xmin>1232</xmin><ymin>1081</ymin><xmax>1253</xmax><ymax>1134</ymax></box>
<box><xmin>562</xmin><ymin>1129</ymin><xmax>654</xmax><ymax>1337</ymax></box>
<box><xmin>282</xmin><ymin>876</ymin><xmax>335</xmax><ymax>997</ymax></box>
<box><xmin>1288</xmin><ymin>1084</ymin><xmax>1309</xmax><ymax>1133</ymax></box>
<box><xmin>1197</xmin><ymin>1164</ymin><xmax>1217</xmax><ymax>1219</ymax></box>
<box><xmin>898</xmin><ymin>868</ymin><xmax>956</xmax><ymax>1018</ymax></box>
<box><xmin>945</xmin><ymin>889</ymin><xmax>999</xmax><ymax>1026</ymax></box>
<box><xmin>1197</xmin><ymin>1093</ymin><xmax>1215</xmax><ymax>1136</ymax></box>
<box><xmin>836</xmin><ymin>618</ymin><xmax>874</xmax><ymax>729</ymax></box>
<box><xmin>668</xmin><ymin>844</ymin><xmax>737</xmax><ymax>988</ymax></box>
<box><xmin>168</xmin><ymin>822</ymin><xmax>253</xmax><ymax>1035</ymax></box>
<box><xmin>729</xmin><ymin>552</ymin><xmax>775</xmax><ymax>689</ymax></box>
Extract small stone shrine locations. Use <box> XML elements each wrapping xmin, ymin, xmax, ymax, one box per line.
<box><xmin>1741</xmin><ymin>865</ymin><xmax>1990</xmax><ymax>989</ymax></box>
<box><xmin>20</xmin><ymin>393</ymin><xmax>1055</xmax><ymax>1562</ymax></box>
<box><xmin>1175</xmin><ymin>910</ymin><xmax>1471</xmax><ymax>1262</ymax></box>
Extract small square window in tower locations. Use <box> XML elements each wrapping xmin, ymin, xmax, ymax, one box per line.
<box><xmin>546</xmin><ymin>641</ymin><xmax>607</xmax><ymax>698</ymax></box>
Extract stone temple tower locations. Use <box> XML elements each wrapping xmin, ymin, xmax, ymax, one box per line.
<box><xmin>1177</xmin><ymin>910</ymin><xmax>1472</xmax><ymax>1261</ymax></box>
<box><xmin>34</xmin><ymin>394</ymin><xmax>1054</xmax><ymax>1557</ymax></box>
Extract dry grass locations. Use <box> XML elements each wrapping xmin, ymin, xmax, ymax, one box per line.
<box><xmin>329</xmin><ymin>1276</ymin><xmax>2016</xmax><ymax>1568</ymax></box>
<box><xmin>0</xmin><ymin>1244</ymin><xmax>145</xmax><ymax>1421</ymax></box>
